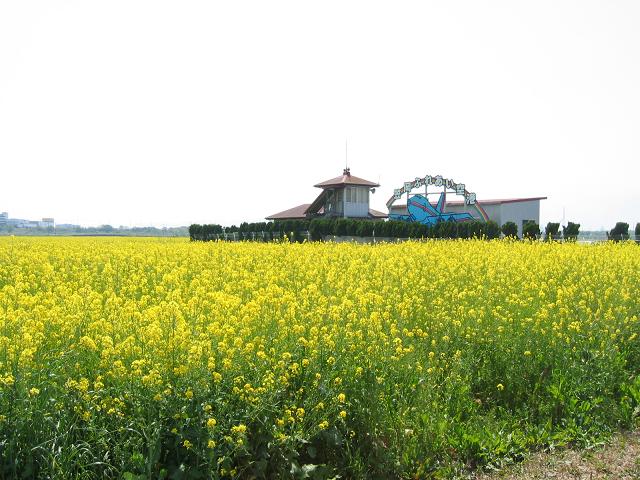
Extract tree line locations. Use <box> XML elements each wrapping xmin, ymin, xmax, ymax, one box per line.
<box><xmin>0</xmin><ymin>225</ymin><xmax>188</xmax><ymax>237</ymax></box>
<box><xmin>189</xmin><ymin>219</ymin><xmax>588</xmax><ymax>242</ymax></box>
<box><xmin>189</xmin><ymin>219</ymin><xmax>503</xmax><ymax>241</ymax></box>
<box><xmin>607</xmin><ymin>222</ymin><xmax>640</xmax><ymax>241</ymax></box>
<box><xmin>190</xmin><ymin>219</ymin><xmax>640</xmax><ymax>243</ymax></box>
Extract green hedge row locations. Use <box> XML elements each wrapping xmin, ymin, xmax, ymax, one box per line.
<box><xmin>187</xmin><ymin>219</ymin><xmax>597</xmax><ymax>242</ymax></box>
<box><xmin>189</xmin><ymin>219</ymin><xmax>503</xmax><ymax>242</ymax></box>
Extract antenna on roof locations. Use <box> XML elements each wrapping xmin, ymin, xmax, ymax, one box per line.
<box><xmin>342</xmin><ymin>138</ymin><xmax>351</xmax><ymax>176</ymax></box>
<box><xmin>345</xmin><ymin>138</ymin><xmax>348</xmax><ymax>170</ymax></box>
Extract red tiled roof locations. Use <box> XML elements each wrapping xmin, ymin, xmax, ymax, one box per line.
<box><xmin>266</xmin><ymin>204</ymin><xmax>387</xmax><ymax>220</ymax></box>
<box><xmin>446</xmin><ymin>197</ymin><xmax>547</xmax><ymax>206</ymax></box>
<box><xmin>314</xmin><ymin>172</ymin><xmax>379</xmax><ymax>188</ymax></box>
<box><xmin>368</xmin><ymin>208</ymin><xmax>388</xmax><ymax>218</ymax></box>
<box><xmin>266</xmin><ymin>204</ymin><xmax>310</xmax><ymax>220</ymax></box>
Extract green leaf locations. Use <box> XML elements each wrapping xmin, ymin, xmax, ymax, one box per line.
<box><xmin>307</xmin><ymin>445</ymin><xmax>317</xmax><ymax>459</ymax></box>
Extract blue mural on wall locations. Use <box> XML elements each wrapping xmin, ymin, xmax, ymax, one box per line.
<box><xmin>388</xmin><ymin>192</ymin><xmax>474</xmax><ymax>225</ymax></box>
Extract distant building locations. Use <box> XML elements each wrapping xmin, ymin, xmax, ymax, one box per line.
<box><xmin>9</xmin><ymin>219</ymin><xmax>39</xmax><ymax>228</ymax></box>
<box><xmin>2</xmin><ymin>214</ymin><xmax>56</xmax><ymax>229</ymax></box>
<box><xmin>266</xmin><ymin>169</ymin><xmax>387</xmax><ymax>221</ymax></box>
<box><xmin>389</xmin><ymin>197</ymin><xmax>546</xmax><ymax>237</ymax></box>
<box><xmin>39</xmin><ymin>218</ymin><xmax>55</xmax><ymax>228</ymax></box>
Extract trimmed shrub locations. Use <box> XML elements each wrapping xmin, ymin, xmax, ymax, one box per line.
<box><xmin>344</xmin><ymin>219</ymin><xmax>359</xmax><ymax>236</ymax></box>
<box><xmin>356</xmin><ymin>221</ymin><xmax>375</xmax><ymax>237</ymax></box>
<box><xmin>544</xmin><ymin>222</ymin><xmax>560</xmax><ymax>241</ymax></box>
<box><xmin>191</xmin><ymin>219</ymin><xmax>509</xmax><ymax>242</ymax></box>
<box><xmin>308</xmin><ymin>220</ymin><xmax>323</xmax><ymax>241</ymax></box>
<box><xmin>188</xmin><ymin>224</ymin><xmax>199</xmax><ymax>241</ymax></box>
<box><xmin>562</xmin><ymin>222</ymin><xmax>580</xmax><ymax>241</ymax></box>
<box><xmin>391</xmin><ymin>220</ymin><xmax>410</xmax><ymax>238</ymax></box>
<box><xmin>608</xmin><ymin>222</ymin><xmax>629</xmax><ymax>242</ymax></box>
<box><xmin>523</xmin><ymin>221</ymin><xmax>540</xmax><ymax>240</ymax></box>
<box><xmin>483</xmin><ymin>221</ymin><xmax>501</xmax><ymax>239</ymax></box>
<box><xmin>376</xmin><ymin>221</ymin><xmax>392</xmax><ymax>237</ymax></box>
<box><xmin>189</xmin><ymin>224</ymin><xmax>224</xmax><ymax>241</ymax></box>
<box><xmin>501</xmin><ymin>221</ymin><xmax>518</xmax><ymax>238</ymax></box>
<box><xmin>334</xmin><ymin>219</ymin><xmax>349</xmax><ymax>236</ymax></box>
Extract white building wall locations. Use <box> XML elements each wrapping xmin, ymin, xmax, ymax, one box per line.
<box><xmin>445</xmin><ymin>202</ymin><xmax>501</xmax><ymax>224</ymax></box>
<box><xmin>390</xmin><ymin>199</ymin><xmax>542</xmax><ymax>236</ymax></box>
<box><xmin>389</xmin><ymin>204</ymin><xmax>408</xmax><ymax>216</ymax></box>
<box><xmin>14</xmin><ymin>221</ymin><xmax>39</xmax><ymax>228</ymax></box>
<box><xmin>499</xmin><ymin>201</ymin><xmax>541</xmax><ymax>237</ymax></box>
<box><xmin>343</xmin><ymin>187</ymin><xmax>370</xmax><ymax>218</ymax></box>
<box><xmin>344</xmin><ymin>202</ymin><xmax>369</xmax><ymax>217</ymax></box>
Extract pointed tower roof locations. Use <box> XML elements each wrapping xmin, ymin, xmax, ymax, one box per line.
<box><xmin>314</xmin><ymin>168</ymin><xmax>380</xmax><ymax>189</ymax></box>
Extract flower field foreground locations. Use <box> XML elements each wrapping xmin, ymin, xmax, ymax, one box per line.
<box><xmin>0</xmin><ymin>237</ymin><xmax>639</xmax><ymax>479</ymax></box>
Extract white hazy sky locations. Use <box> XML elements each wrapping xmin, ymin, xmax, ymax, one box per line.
<box><xmin>1</xmin><ymin>1</ymin><xmax>638</xmax><ymax>229</ymax></box>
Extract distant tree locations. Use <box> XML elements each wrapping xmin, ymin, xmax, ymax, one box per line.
<box><xmin>483</xmin><ymin>221</ymin><xmax>501</xmax><ymax>239</ymax></box>
<box><xmin>334</xmin><ymin>219</ymin><xmax>348</xmax><ymax>236</ymax></box>
<box><xmin>501</xmin><ymin>221</ymin><xmax>518</xmax><ymax>238</ymax></box>
<box><xmin>608</xmin><ymin>222</ymin><xmax>629</xmax><ymax>242</ymax></box>
<box><xmin>356</xmin><ymin>221</ymin><xmax>374</xmax><ymax>237</ymax></box>
<box><xmin>408</xmin><ymin>222</ymin><xmax>428</xmax><ymax>238</ymax></box>
<box><xmin>544</xmin><ymin>222</ymin><xmax>560</xmax><ymax>241</ymax></box>
<box><xmin>375</xmin><ymin>221</ymin><xmax>391</xmax><ymax>237</ymax></box>
<box><xmin>562</xmin><ymin>222</ymin><xmax>580</xmax><ymax>241</ymax></box>
<box><xmin>321</xmin><ymin>219</ymin><xmax>332</xmax><ymax>237</ymax></box>
<box><xmin>292</xmin><ymin>229</ymin><xmax>305</xmax><ymax>243</ymax></box>
<box><xmin>310</xmin><ymin>219</ymin><xmax>331</xmax><ymax>238</ymax></box>
<box><xmin>308</xmin><ymin>220</ymin><xmax>323</xmax><ymax>241</ymax></box>
<box><xmin>466</xmin><ymin>221</ymin><xmax>483</xmax><ymax>239</ymax></box>
<box><xmin>345</xmin><ymin>219</ymin><xmax>358</xmax><ymax>236</ymax></box>
<box><xmin>522</xmin><ymin>221</ymin><xmax>540</xmax><ymax>240</ymax></box>
<box><xmin>432</xmin><ymin>221</ymin><xmax>445</xmax><ymax>238</ymax></box>
<box><xmin>188</xmin><ymin>224</ymin><xmax>198</xmax><ymax>241</ymax></box>
<box><xmin>635</xmin><ymin>222</ymin><xmax>640</xmax><ymax>240</ymax></box>
<box><xmin>390</xmin><ymin>220</ymin><xmax>409</xmax><ymax>238</ymax></box>
<box><xmin>457</xmin><ymin>222</ymin><xmax>470</xmax><ymax>239</ymax></box>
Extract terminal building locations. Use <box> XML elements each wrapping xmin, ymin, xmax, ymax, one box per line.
<box><xmin>0</xmin><ymin>212</ymin><xmax>55</xmax><ymax>229</ymax></box>
<box><xmin>267</xmin><ymin>170</ymin><xmax>545</xmax><ymax>237</ymax></box>
<box><xmin>266</xmin><ymin>169</ymin><xmax>387</xmax><ymax>221</ymax></box>
<box><xmin>388</xmin><ymin>196</ymin><xmax>546</xmax><ymax>237</ymax></box>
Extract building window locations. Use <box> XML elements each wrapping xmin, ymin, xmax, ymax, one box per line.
<box><xmin>335</xmin><ymin>189</ymin><xmax>343</xmax><ymax>213</ymax></box>
<box><xmin>346</xmin><ymin>187</ymin><xmax>367</xmax><ymax>204</ymax></box>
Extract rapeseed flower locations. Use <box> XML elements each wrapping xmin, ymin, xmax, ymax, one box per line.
<box><xmin>0</xmin><ymin>237</ymin><xmax>638</xmax><ymax>477</ymax></box>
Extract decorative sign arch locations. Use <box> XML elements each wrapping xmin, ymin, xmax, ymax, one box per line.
<box><xmin>387</xmin><ymin>175</ymin><xmax>489</xmax><ymax>225</ymax></box>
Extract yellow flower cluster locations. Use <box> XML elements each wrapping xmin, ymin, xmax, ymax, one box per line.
<box><xmin>0</xmin><ymin>237</ymin><xmax>638</xmax><ymax>477</ymax></box>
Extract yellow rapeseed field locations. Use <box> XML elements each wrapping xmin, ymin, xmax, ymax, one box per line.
<box><xmin>0</xmin><ymin>237</ymin><xmax>638</xmax><ymax>479</ymax></box>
